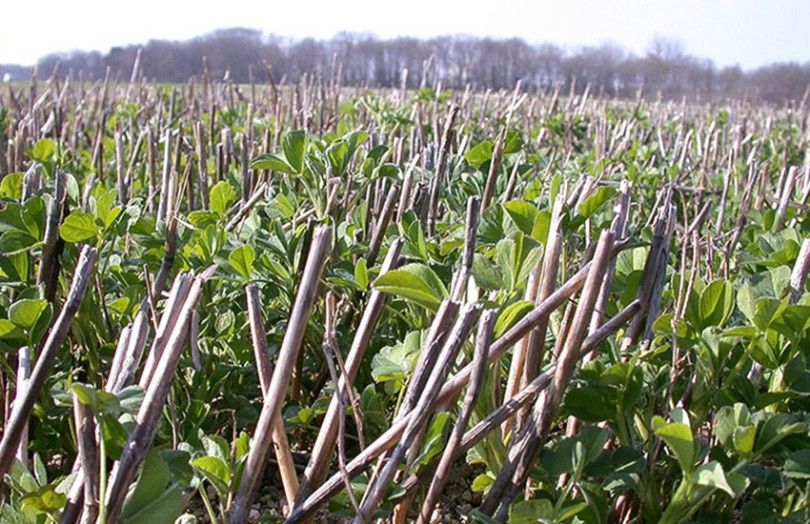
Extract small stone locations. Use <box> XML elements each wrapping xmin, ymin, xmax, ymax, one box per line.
<box><xmin>248</xmin><ymin>508</ymin><xmax>261</xmax><ymax>522</ymax></box>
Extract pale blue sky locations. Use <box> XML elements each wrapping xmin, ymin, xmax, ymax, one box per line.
<box><xmin>2</xmin><ymin>0</ymin><xmax>808</xmax><ymax>70</ymax></box>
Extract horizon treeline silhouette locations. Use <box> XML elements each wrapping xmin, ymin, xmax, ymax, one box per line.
<box><xmin>2</xmin><ymin>28</ymin><xmax>809</xmax><ymax>103</ymax></box>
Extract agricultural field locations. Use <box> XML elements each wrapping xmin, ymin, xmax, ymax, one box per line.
<box><xmin>0</xmin><ymin>73</ymin><xmax>809</xmax><ymax>524</ymax></box>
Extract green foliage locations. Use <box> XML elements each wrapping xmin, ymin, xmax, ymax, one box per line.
<box><xmin>373</xmin><ymin>263</ymin><xmax>448</xmax><ymax>310</ymax></box>
<box><xmin>2</xmin><ymin>75</ymin><xmax>809</xmax><ymax>524</ymax></box>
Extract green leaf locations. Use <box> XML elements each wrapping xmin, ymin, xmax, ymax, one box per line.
<box><xmin>0</xmin><ymin>172</ymin><xmax>23</xmax><ymax>199</ymax></box>
<box><xmin>0</xmin><ymin>319</ymin><xmax>23</xmax><ymax>340</ymax></box>
<box><xmin>8</xmin><ymin>299</ymin><xmax>48</xmax><ymax>330</ymax></box>
<box><xmin>192</xmin><ymin>456</ymin><xmax>231</xmax><ymax>498</ymax></box>
<box><xmin>753</xmin><ymin>298</ymin><xmax>784</xmax><ymax>331</ymax></box>
<box><xmin>60</xmin><ymin>213</ymin><xmax>99</xmax><ymax>243</ymax></box>
<box><xmin>771</xmin><ymin>305</ymin><xmax>810</xmax><ymax>339</ymax></box>
<box><xmin>699</xmin><ymin>279</ymin><xmax>734</xmax><ymax>329</ymax></box>
<box><xmin>692</xmin><ymin>461</ymin><xmax>737</xmax><ymax>497</ymax></box>
<box><xmin>471</xmin><ymin>473</ymin><xmax>494</xmax><ymax>492</ymax></box>
<box><xmin>20</xmin><ymin>484</ymin><xmax>66</xmax><ymax>514</ymax></box>
<box><xmin>21</xmin><ymin>197</ymin><xmax>45</xmax><ymax>239</ymax></box>
<box><xmin>465</xmin><ymin>140</ymin><xmax>494</xmax><ymax>170</ymax></box>
<box><xmin>209</xmin><ymin>181</ymin><xmax>236</xmax><ymax>214</ymax></box>
<box><xmin>32</xmin><ymin>453</ymin><xmax>47</xmax><ymax>489</ymax></box>
<box><xmin>354</xmin><ymin>258</ymin><xmax>369</xmax><ymax>289</ymax></box>
<box><xmin>504</xmin><ymin>129</ymin><xmax>524</xmax><ymax>154</ymax></box>
<box><xmin>472</xmin><ymin>253</ymin><xmax>505</xmax><ymax>290</ymax></box>
<box><xmin>234</xmin><ymin>431</ymin><xmax>250</xmax><ymax>462</ymax></box>
<box><xmin>160</xmin><ymin>450</ymin><xmax>194</xmax><ymax>486</ymax></box>
<box><xmin>653</xmin><ymin>418</ymin><xmax>696</xmax><ymax>473</ymax></box>
<box><xmin>250</xmin><ymin>153</ymin><xmax>295</xmax><ymax>174</ymax></box>
<box><xmin>282</xmin><ymin>130</ymin><xmax>307</xmax><ymax>173</ymax></box>
<box><xmin>373</xmin><ymin>263</ymin><xmax>448</xmax><ymax>310</ymax></box>
<box><xmin>576</xmin><ymin>186</ymin><xmax>617</xmax><ymax>222</ymax></box>
<box><xmin>31</xmin><ymin>139</ymin><xmax>55</xmax><ymax>163</ymax></box>
<box><xmin>733</xmin><ymin>425</ymin><xmax>756</xmax><ymax>455</ymax></box>
<box><xmin>0</xmin><ymin>503</ymin><xmax>31</xmax><ymax>524</ymax></box>
<box><xmin>371</xmin><ymin>331</ymin><xmax>422</xmax><ymax>386</ymax></box>
<box><xmin>121</xmin><ymin>449</ymin><xmax>172</xmax><ymax>520</ymax></box>
<box><xmin>72</xmin><ymin>383</ymin><xmax>121</xmax><ymax>416</ymax></box>
<box><xmin>564</xmin><ymin>386</ymin><xmax>616</xmax><ymax>422</ymax></box>
<box><xmin>229</xmin><ymin>244</ymin><xmax>255</xmax><ymax>279</ymax></box>
<box><xmin>0</xmin><ymin>231</ymin><xmax>39</xmax><ymax>254</ymax></box>
<box><xmin>755</xmin><ymin>414</ymin><xmax>805</xmax><ymax>455</ymax></box>
<box><xmin>120</xmin><ymin>485</ymin><xmax>183</xmax><ymax>524</ymax></box>
<box><xmin>510</xmin><ymin>499</ymin><xmax>554</xmax><ymax>524</ymax></box>
<box><xmin>187</xmin><ymin>210</ymin><xmax>220</xmax><ymax>228</ymax></box>
<box><xmin>201</xmin><ymin>435</ymin><xmax>230</xmax><ymax>462</ymax></box>
<box><xmin>412</xmin><ymin>412</ymin><xmax>451</xmax><ymax>467</ymax></box>
<box><xmin>714</xmin><ymin>404</ymin><xmax>751</xmax><ymax>449</ymax></box>
<box><xmin>95</xmin><ymin>189</ymin><xmax>123</xmax><ymax>230</ymax></box>
<box><xmin>494</xmin><ymin>301</ymin><xmax>535</xmax><ymax>338</ymax></box>
<box><xmin>503</xmin><ymin>200</ymin><xmax>539</xmax><ymax>237</ymax></box>
<box><xmin>784</xmin><ymin>450</ymin><xmax>810</xmax><ymax>479</ymax></box>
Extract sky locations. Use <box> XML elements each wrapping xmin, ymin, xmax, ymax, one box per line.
<box><xmin>2</xmin><ymin>0</ymin><xmax>809</xmax><ymax>70</ymax></box>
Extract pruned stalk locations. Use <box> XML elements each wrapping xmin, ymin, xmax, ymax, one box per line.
<box><xmin>229</xmin><ymin>225</ymin><xmax>332</xmax><ymax>523</ymax></box>
<box><xmin>245</xmin><ymin>284</ymin><xmax>299</xmax><ymax>508</ymax></box>
<box><xmin>450</xmin><ymin>196</ymin><xmax>481</xmax><ymax>301</ymax></box>
<box><xmin>354</xmin><ymin>305</ymin><xmax>480</xmax><ymax>523</ymax></box>
<box><xmin>104</xmin><ymin>266</ymin><xmax>215</xmax><ymax>523</ymax></box>
<box><xmin>399</xmin><ymin>300</ymin><xmax>642</xmax><ymax>499</ymax></box>
<box><xmin>37</xmin><ymin>170</ymin><xmax>66</xmax><ymax>301</ymax></box>
<box><xmin>73</xmin><ymin>395</ymin><xmax>99</xmax><ymax>524</ymax></box>
<box><xmin>396</xmin><ymin>300</ymin><xmax>460</xmax><ymax>422</ymax></box>
<box><xmin>417</xmin><ymin>310</ymin><xmax>496</xmax><ymax>524</ymax></box>
<box><xmin>481</xmin><ymin>127</ymin><xmax>507</xmax><ymax>209</ymax></box>
<box><xmin>285</xmin><ymin>245</ymin><xmax>629</xmax><ymax>523</ymax></box>
<box><xmin>0</xmin><ymin>246</ymin><xmax>97</xmax><ymax>484</ymax></box>
<box><xmin>295</xmin><ymin>238</ymin><xmax>404</xmax><ymax>503</ymax></box>
<box><xmin>427</xmin><ymin>105</ymin><xmax>460</xmax><ymax>236</ymax></box>
<box><xmin>365</xmin><ymin>182</ymin><xmax>400</xmax><ymax>267</ymax></box>
<box><xmin>623</xmin><ymin>199</ymin><xmax>674</xmax><ymax>349</ymax></box>
<box><xmin>225</xmin><ymin>182</ymin><xmax>268</xmax><ymax>232</ymax></box>
<box><xmin>483</xmin><ymin>230</ymin><xmax>615</xmax><ymax>520</ymax></box>
<box><xmin>789</xmin><ymin>238</ymin><xmax>810</xmax><ymax>304</ymax></box>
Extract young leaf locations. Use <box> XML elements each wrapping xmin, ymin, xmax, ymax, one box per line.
<box><xmin>692</xmin><ymin>461</ymin><xmax>737</xmax><ymax>497</ymax></box>
<box><xmin>121</xmin><ymin>449</ymin><xmax>171</xmax><ymax>520</ymax></box>
<box><xmin>250</xmin><ymin>153</ymin><xmax>295</xmax><ymax>174</ymax></box>
<box><xmin>229</xmin><ymin>244</ymin><xmax>256</xmax><ymax>279</ymax></box>
<box><xmin>60</xmin><ymin>213</ymin><xmax>99</xmax><ymax>243</ymax></box>
<box><xmin>354</xmin><ymin>258</ymin><xmax>369</xmax><ymax>289</ymax></box>
<box><xmin>282</xmin><ymin>130</ymin><xmax>307</xmax><ymax>174</ymax></box>
<box><xmin>209</xmin><ymin>181</ymin><xmax>236</xmax><ymax>214</ymax></box>
<box><xmin>504</xmin><ymin>200</ymin><xmax>540</xmax><ymax>237</ymax></box>
<box><xmin>373</xmin><ymin>263</ymin><xmax>448</xmax><ymax>310</ymax></box>
<box><xmin>8</xmin><ymin>299</ymin><xmax>48</xmax><ymax>330</ymax></box>
<box><xmin>20</xmin><ymin>485</ymin><xmax>66</xmax><ymax>515</ymax></box>
<box><xmin>465</xmin><ymin>140</ymin><xmax>494</xmax><ymax>170</ymax></box>
<box><xmin>653</xmin><ymin>417</ymin><xmax>696</xmax><ymax>473</ymax></box>
<box><xmin>494</xmin><ymin>301</ymin><xmax>535</xmax><ymax>338</ymax></box>
<box><xmin>699</xmin><ymin>279</ymin><xmax>734</xmax><ymax>329</ymax></box>
<box><xmin>120</xmin><ymin>485</ymin><xmax>184</xmax><ymax>524</ymax></box>
<box><xmin>192</xmin><ymin>456</ymin><xmax>231</xmax><ymax>498</ymax></box>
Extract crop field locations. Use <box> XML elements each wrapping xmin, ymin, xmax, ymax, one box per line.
<box><xmin>0</xmin><ymin>73</ymin><xmax>809</xmax><ymax>524</ymax></box>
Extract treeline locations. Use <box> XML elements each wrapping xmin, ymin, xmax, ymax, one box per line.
<box><xmin>10</xmin><ymin>28</ymin><xmax>810</xmax><ymax>103</ymax></box>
